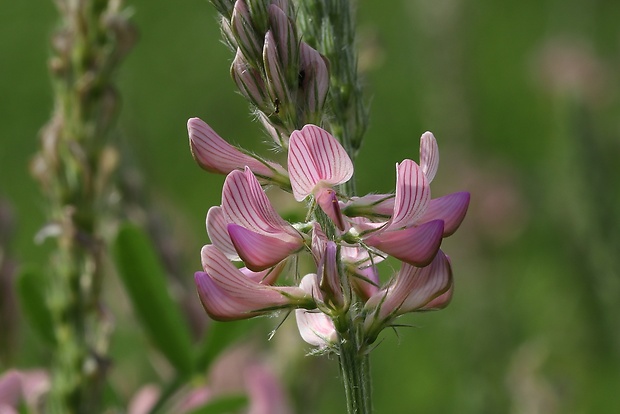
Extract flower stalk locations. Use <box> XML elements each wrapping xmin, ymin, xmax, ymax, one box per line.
<box><xmin>32</xmin><ymin>1</ymin><xmax>134</xmax><ymax>412</ymax></box>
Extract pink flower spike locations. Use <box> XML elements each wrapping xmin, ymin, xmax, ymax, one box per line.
<box><xmin>288</xmin><ymin>125</ymin><xmax>354</xmax><ymax>201</ymax></box>
<box><xmin>222</xmin><ymin>168</ymin><xmax>300</xmax><ymax>241</ymax></box>
<box><xmin>188</xmin><ymin>118</ymin><xmax>286</xmax><ymax>180</ymax></box>
<box><xmin>420</xmin><ymin>131</ymin><xmax>439</xmax><ymax>182</ymax></box>
<box><xmin>295</xmin><ymin>309</ymin><xmax>337</xmax><ymax>348</ymax></box>
<box><xmin>206</xmin><ymin>206</ymin><xmax>238</xmax><ymax>260</ymax></box>
<box><xmin>315</xmin><ymin>187</ymin><xmax>346</xmax><ymax>231</ymax></box>
<box><xmin>418</xmin><ymin>191</ymin><xmax>471</xmax><ymax>237</ymax></box>
<box><xmin>389</xmin><ymin>159</ymin><xmax>431</xmax><ymax>230</ymax></box>
<box><xmin>364</xmin><ymin>219</ymin><xmax>444</xmax><ymax>267</ymax></box>
<box><xmin>228</xmin><ymin>223</ymin><xmax>301</xmax><ymax>271</ymax></box>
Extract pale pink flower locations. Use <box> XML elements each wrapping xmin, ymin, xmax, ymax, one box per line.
<box><xmin>219</xmin><ymin>167</ymin><xmax>305</xmax><ymax>271</ymax></box>
<box><xmin>363</xmin><ymin>250</ymin><xmax>453</xmax><ymax>342</ymax></box>
<box><xmin>345</xmin><ymin>132</ymin><xmax>470</xmax><ymax>266</ymax></box>
<box><xmin>245</xmin><ymin>364</ymin><xmax>293</xmax><ymax>414</ymax></box>
<box><xmin>195</xmin><ymin>245</ymin><xmax>314</xmax><ymax>321</ymax></box>
<box><xmin>188</xmin><ymin>117</ymin><xmax>288</xmax><ymax>185</ymax></box>
<box><xmin>288</xmin><ymin>125</ymin><xmax>354</xmax><ymax>230</ymax></box>
<box><xmin>295</xmin><ymin>309</ymin><xmax>338</xmax><ymax>348</ymax></box>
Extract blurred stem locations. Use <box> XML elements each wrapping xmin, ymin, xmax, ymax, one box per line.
<box><xmin>34</xmin><ymin>1</ymin><xmax>133</xmax><ymax>412</ymax></box>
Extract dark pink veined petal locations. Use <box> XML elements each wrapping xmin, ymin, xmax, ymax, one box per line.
<box><xmin>315</xmin><ymin>187</ymin><xmax>346</xmax><ymax>231</ymax></box>
<box><xmin>348</xmin><ymin>263</ymin><xmax>380</xmax><ymax>302</ymax></box>
<box><xmin>197</xmin><ymin>245</ymin><xmax>312</xmax><ymax>320</ymax></box>
<box><xmin>420</xmin><ymin>282</ymin><xmax>453</xmax><ymax>311</ymax></box>
<box><xmin>206</xmin><ymin>206</ymin><xmax>238</xmax><ymax>260</ymax></box>
<box><xmin>295</xmin><ymin>308</ymin><xmax>337</xmax><ymax>348</ymax></box>
<box><xmin>239</xmin><ymin>259</ymin><xmax>289</xmax><ymax>285</ymax></box>
<box><xmin>195</xmin><ymin>271</ymin><xmax>281</xmax><ymax>321</ymax></box>
<box><xmin>228</xmin><ymin>224</ymin><xmax>302</xmax><ymax>271</ymax></box>
<box><xmin>222</xmin><ymin>168</ymin><xmax>299</xmax><ymax>240</ymax></box>
<box><xmin>311</xmin><ymin>222</ymin><xmax>328</xmax><ymax>265</ymax></box>
<box><xmin>188</xmin><ymin>118</ymin><xmax>284</xmax><ymax>178</ymax></box>
<box><xmin>288</xmin><ymin>125</ymin><xmax>354</xmax><ymax>201</ymax></box>
<box><xmin>364</xmin><ymin>219</ymin><xmax>444</xmax><ymax>267</ymax></box>
<box><xmin>318</xmin><ymin>241</ymin><xmax>344</xmax><ymax>308</ymax></box>
<box><xmin>195</xmin><ymin>272</ymin><xmax>248</xmax><ymax>321</ymax></box>
<box><xmin>418</xmin><ymin>192</ymin><xmax>470</xmax><ymax>237</ymax></box>
<box><xmin>389</xmin><ymin>159</ymin><xmax>431</xmax><ymax>230</ymax></box>
<box><xmin>419</xmin><ymin>131</ymin><xmax>439</xmax><ymax>183</ymax></box>
<box><xmin>393</xmin><ymin>250</ymin><xmax>453</xmax><ymax>316</ymax></box>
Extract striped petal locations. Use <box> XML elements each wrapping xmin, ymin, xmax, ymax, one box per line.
<box><xmin>222</xmin><ymin>168</ymin><xmax>299</xmax><ymax>241</ymax></box>
<box><xmin>420</xmin><ymin>131</ymin><xmax>439</xmax><ymax>182</ymax></box>
<box><xmin>418</xmin><ymin>192</ymin><xmax>470</xmax><ymax>237</ymax></box>
<box><xmin>391</xmin><ymin>250</ymin><xmax>453</xmax><ymax>316</ymax></box>
<box><xmin>195</xmin><ymin>245</ymin><xmax>312</xmax><ymax>321</ymax></box>
<box><xmin>364</xmin><ymin>250</ymin><xmax>452</xmax><ymax>323</ymax></box>
<box><xmin>288</xmin><ymin>125</ymin><xmax>353</xmax><ymax>201</ymax></box>
<box><xmin>364</xmin><ymin>220</ymin><xmax>444</xmax><ymax>267</ymax></box>
<box><xmin>388</xmin><ymin>159</ymin><xmax>430</xmax><ymax>230</ymax></box>
<box><xmin>188</xmin><ymin>118</ymin><xmax>285</xmax><ymax>179</ymax></box>
<box><xmin>228</xmin><ymin>224</ymin><xmax>302</xmax><ymax>271</ymax></box>
<box><xmin>206</xmin><ymin>206</ymin><xmax>238</xmax><ymax>260</ymax></box>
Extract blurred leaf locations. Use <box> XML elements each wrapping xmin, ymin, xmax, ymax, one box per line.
<box><xmin>16</xmin><ymin>266</ymin><xmax>55</xmax><ymax>345</ymax></box>
<box><xmin>195</xmin><ymin>319</ymin><xmax>254</xmax><ymax>373</ymax></box>
<box><xmin>184</xmin><ymin>394</ymin><xmax>248</xmax><ymax>414</ymax></box>
<box><xmin>112</xmin><ymin>224</ymin><xmax>194</xmax><ymax>376</ymax></box>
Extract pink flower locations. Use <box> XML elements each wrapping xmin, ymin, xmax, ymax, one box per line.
<box><xmin>345</xmin><ymin>132</ymin><xmax>470</xmax><ymax>266</ymax></box>
<box><xmin>288</xmin><ymin>125</ymin><xmax>353</xmax><ymax>230</ymax></box>
<box><xmin>188</xmin><ymin>117</ymin><xmax>288</xmax><ymax>185</ymax></box>
<box><xmin>195</xmin><ymin>245</ymin><xmax>314</xmax><ymax>321</ymax></box>
<box><xmin>295</xmin><ymin>273</ymin><xmax>338</xmax><ymax>348</ymax></box>
<box><xmin>219</xmin><ymin>167</ymin><xmax>305</xmax><ymax>271</ymax></box>
<box><xmin>363</xmin><ymin>250</ymin><xmax>453</xmax><ymax>342</ymax></box>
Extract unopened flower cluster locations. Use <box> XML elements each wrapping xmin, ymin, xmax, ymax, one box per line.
<box><xmin>189</xmin><ymin>118</ymin><xmax>470</xmax><ymax>349</ymax></box>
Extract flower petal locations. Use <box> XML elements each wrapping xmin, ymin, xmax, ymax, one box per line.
<box><xmin>196</xmin><ymin>245</ymin><xmax>312</xmax><ymax>320</ymax></box>
<box><xmin>188</xmin><ymin>118</ymin><xmax>285</xmax><ymax>179</ymax></box>
<box><xmin>392</xmin><ymin>250</ymin><xmax>453</xmax><ymax>315</ymax></box>
<box><xmin>288</xmin><ymin>125</ymin><xmax>353</xmax><ymax>201</ymax></box>
<box><xmin>315</xmin><ymin>187</ymin><xmax>345</xmax><ymax>231</ymax></box>
<box><xmin>419</xmin><ymin>131</ymin><xmax>439</xmax><ymax>182</ymax></box>
<box><xmin>364</xmin><ymin>220</ymin><xmax>444</xmax><ymax>267</ymax></box>
<box><xmin>418</xmin><ymin>192</ymin><xmax>470</xmax><ymax>237</ymax></box>
<box><xmin>206</xmin><ymin>206</ymin><xmax>238</xmax><ymax>260</ymax></box>
<box><xmin>365</xmin><ymin>250</ymin><xmax>452</xmax><ymax>323</ymax></box>
<box><xmin>295</xmin><ymin>309</ymin><xmax>337</xmax><ymax>348</ymax></box>
<box><xmin>389</xmin><ymin>159</ymin><xmax>430</xmax><ymax>230</ymax></box>
<box><xmin>222</xmin><ymin>168</ymin><xmax>299</xmax><ymax>240</ymax></box>
<box><xmin>228</xmin><ymin>224</ymin><xmax>302</xmax><ymax>271</ymax></box>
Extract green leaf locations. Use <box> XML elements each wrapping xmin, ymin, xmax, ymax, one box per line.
<box><xmin>184</xmin><ymin>394</ymin><xmax>248</xmax><ymax>414</ymax></box>
<box><xmin>112</xmin><ymin>224</ymin><xmax>194</xmax><ymax>376</ymax></box>
<box><xmin>16</xmin><ymin>266</ymin><xmax>55</xmax><ymax>345</ymax></box>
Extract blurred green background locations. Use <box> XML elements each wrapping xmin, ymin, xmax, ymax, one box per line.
<box><xmin>2</xmin><ymin>0</ymin><xmax>620</xmax><ymax>412</ymax></box>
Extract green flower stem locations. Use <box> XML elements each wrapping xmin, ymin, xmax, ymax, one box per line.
<box><xmin>335</xmin><ymin>315</ymin><xmax>372</xmax><ymax>414</ymax></box>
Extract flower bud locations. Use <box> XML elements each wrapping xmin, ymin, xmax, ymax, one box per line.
<box><xmin>231</xmin><ymin>0</ymin><xmax>263</xmax><ymax>66</ymax></box>
<box><xmin>231</xmin><ymin>48</ymin><xmax>270</xmax><ymax>110</ymax></box>
<box><xmin>268</xmin><ymin>4</ymin><xmax>299</xmax><ymax>87</ymax></box>
<box><xmin>299</xmin><ymin>42</ymin><xmax>329</xmax><ymax>122</ymax></box>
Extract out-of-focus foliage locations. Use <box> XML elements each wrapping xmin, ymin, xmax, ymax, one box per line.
<box><xmin>1</xmin><ymin>0</ymin><xmax>619</xmax><ymax>413</ymax></box>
